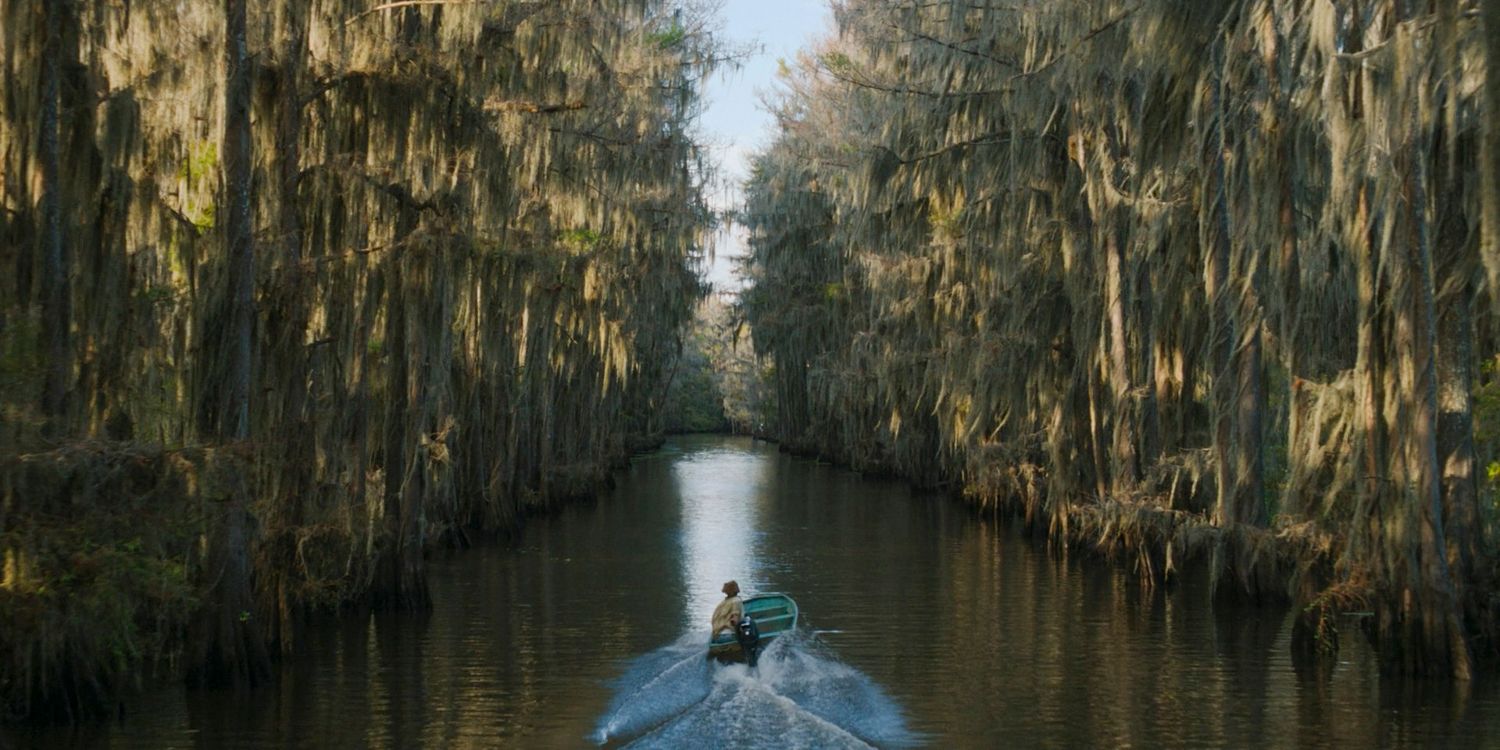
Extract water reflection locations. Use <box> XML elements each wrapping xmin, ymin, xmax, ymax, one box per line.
<box><xmin>615</xmin><ymin>441</ymin><xmax>918</xmax><ymax>747</ymax></box>
<box><xmin>9</xmin><ymin>435</ymin><xmax>1500</xmax><ymax>748</ymax></box>
<box><xmin>673</xmin><ymin>442</ymin><xmax>773</xmax><ymax>633</ymax></box>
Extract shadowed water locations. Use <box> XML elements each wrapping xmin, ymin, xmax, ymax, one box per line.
<box><xmin>10</xmin><ymin>435</ymin><xmax>1500</xmax><ymax>748</ymax></box>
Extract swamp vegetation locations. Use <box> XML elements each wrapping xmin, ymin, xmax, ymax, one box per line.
<box><xmin>5</xmin><ymin>0</ymin><xmax>1500</xmax><ymax>730</ymax></box>
<box><xmin>1</xmin><ymin>0</ymin><xmax>719</xmax><ymax>721</ymax></box>
<box><xmin>742</xmin><ymin>0</ymin><xmax>1500</xmax><ymax>681</ymax></box>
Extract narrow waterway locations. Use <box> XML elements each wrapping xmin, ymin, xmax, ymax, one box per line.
<box><xmin>22</xmin><ymin>435</ymin><xmax>1500</xmax><ymax>747</ymax></box>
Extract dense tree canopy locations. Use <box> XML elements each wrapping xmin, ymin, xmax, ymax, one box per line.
<box><xmin>5</xmin><ymin>0</ymin><xmax>1500</xmax><ymax>725</ymax></box>
<box><xmin>742</xmin><ymin>0</ymin><xmax>1500</xmax><ymax>677</ymax></box>
<box><xmin>1</xmin><ymin>0</ymin><xmax>720</xmax><ymax>720</ymax></box>
<box><xmin>662</xmin><ymin>293</ymin><xmax>775</xmax><ymax>434</ymax></box>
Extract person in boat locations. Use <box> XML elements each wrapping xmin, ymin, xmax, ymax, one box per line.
<box><xmin>711</xmin><ymin>580</ymin><xmax>744</xmax><ymax>638</ymax></box>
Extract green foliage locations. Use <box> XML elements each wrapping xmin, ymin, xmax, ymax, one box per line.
<box><xmin>648</xmin><ymin>24</ymin><xmax>686</xmax><ymax>49</ymax></box>
<box><xmin>1474</xmin><ymin>357</ymin><xmax>1500</xmax><ymax>508</ymax></box>
<box><xmin>1474</xmin><ymin>357</ymin><xmax>1500</xmax><ymax>444</ymax></box>
<box><xmin>560</xmin><ymin>228</ymin><xmax>604</xmax><ymax>254</ymax></box>
<box><xmin>819</xmin><ymin>51</ymin><xmax>855</xmax><ymax>76</ymax></box>
<box><xmin>179</xmin><ymin>141</ymin><xmax>218</xmax><ymax>230</ymax></box>
<box><xmin>664</xmin><ymin>300</ymin><xmax>730</xmax><ymax>433</ymax></box>
<box><xmin>663</xmin><ymin>360</ymin><xmax>727</xmax><ymax>432</ymax></box>
<box><xmin>180</xmin><ymin>141</ymin><xmax>218</xmax><ymax>184</ymax></box>
<box><xmin>186</xmin><ymin>204</ymin><xmax>215</xmax><ymax>231</ymax></box>
<box><xmin>662</xmin><ymin>297</ymin><xmax>777</xmax><ymax>434</ymax></box>
<box><xmin>927</xmin><ymin>201</ymin><xmax>964</xmax><ymax>242</ymax></box>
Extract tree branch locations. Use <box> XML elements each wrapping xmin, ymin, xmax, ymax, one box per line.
<box><xmin>884</xmin><ymin>22</ymin><xmax>1020</xmax><ymax>70</ymax></box>
<box><xmin>345</xmin><ymin>0</ymin><xmax>491</xmax><ymax>26</ymax></box>
<box><xmin>486</xmin><ymin>98</ymin><xmax>587</xmax><ymax>114</ymax></box>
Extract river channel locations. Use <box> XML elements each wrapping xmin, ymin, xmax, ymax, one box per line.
<box><xmin>22</xmin><ymin>435</ymin><xmax>1500</xmax><ymax>747</ymax></box>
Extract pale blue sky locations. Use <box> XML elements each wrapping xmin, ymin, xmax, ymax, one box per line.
<box><xmin>699</xmin><ymin>1</ymin><xmax>832</xmax><ymax>289</ymax></box>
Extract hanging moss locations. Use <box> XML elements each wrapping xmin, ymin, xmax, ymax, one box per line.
<box><xmin>744</xmin><ymin>0</ymin><xmax>1499</xmax><ymax>677</ymax></box>
<box><xmin>0</xmin><ymin>0</ymin><xmax>721</xmax><ymax>722</ymax></box>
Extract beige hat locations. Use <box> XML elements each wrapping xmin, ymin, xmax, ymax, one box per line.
<box><xmin>722</xmin><ymin>580</ymin><xmax>740</xmax><ymax>597</ymax></box>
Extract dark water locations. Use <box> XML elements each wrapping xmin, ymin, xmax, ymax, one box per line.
<box><xmin>16</xmin><ymin>435</ymin><xmax>1500</xmax><ymax>748</ymax></box>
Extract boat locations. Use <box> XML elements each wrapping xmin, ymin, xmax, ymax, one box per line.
<box><xmin>708</xmin><ymin>593</ymin><xmax>798</xmax><ymax>662</ymax></box>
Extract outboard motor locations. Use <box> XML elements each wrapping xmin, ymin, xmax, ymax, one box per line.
<box><xmin>735</xmin><ymin>614</ymin><xmax>761</xmax><ymax>667</ymax></box>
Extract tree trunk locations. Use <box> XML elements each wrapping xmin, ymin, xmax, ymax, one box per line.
<box><xmin>1137</xmin><ymin>260</ymin><xmax>1161</xmax><ymax>471</ymax></box>
<box><xmin>1431</xmin><ymin>84</ymin><xmax>1482</xmax><ymax>634</ymax></box>
<box><xmin>1266</xmin><ymin>2</ymin><xmax>1302</xmax><ymax>518</ymax></box>
<box><xmin>187</xmin><ymin>462</ymin><xmax>271</xmax><ymax>687</ymax></box>
<box><xmin>1177</xmin><ymin>323</ymin><xmax>1199</xmax><ymax>457</ymax></box>
<box><xmin>1087</xmin><ymin>361</ymin><xmax>1110</xmax><ymax>500</ymax></box>
<box><xmin>1233</xmin><ymin>137</ymin><xmax>1267</xmax><ymax>530</ymax></box>
<box><xmin>1399</xmin><ymin>191</ymin><xmax>1472</xmax><ymax>678</ymax></box>
<box><xmin>1355</xmin><ymin>179</ymin><xmax>1389</xmax><ymax>571</ymax></box>
<box><xmin>224</xmin><ymin>0</ymin><xmax>253</xmax><ymax>441</ymax></box>
<box><xmin>1232</xmin><ymin>305</ymin><xmax>1266</xmax><ymax>527</ymax></box>
<box><xmin>1484</xmin><ymin>0</ymin><xmax>1500</xmax><ymax>314</ymax></box>
<box><xmin>188</xmin><ymin>0</ymin><xmax>270</xmax><ymax>686</ymax></box>
<box><xmin>265</xmin><ymin>8</ymin><xmax>310</xmax><ymax>653</ymax></box>
<box><xmin>276</xmin><ymin>34</ymin><xmax>304</xmax><ymax>267</ymax></box>
<box><xmin>1434</xmin><ymin>245</ymin><xmax>1480</xmax><ymax>622</ymax></box>
<box><xmin>1204</xmin><ymin>72</ymin><xmax>1238</xmax><ymax>527</ymax></box>
<box><xmin>39</xmin><ymin>0</ymin><xmax>70</xmax><ymax>427</ymax></box>
<box><xmin>1105</xmin><ymin>216</ymin><xmax>1139</xmax><ymax>492</ymax></box>
<box><xmin>378</xmin><ymin>257</ymin><xmax>431</xmax><ymax>610</ymax></box>
<box><xmin>1390</xmin><ymin>68</ymin><xmax>1471</xmax><ymax>677</ymax></box>
<box><xmin>1346</xmin><ymin>1</ymin><xmax>1388</xmax><ymax>585</ymax></box>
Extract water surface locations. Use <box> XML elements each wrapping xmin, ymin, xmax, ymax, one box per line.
<box><xmin>18</xmin><ymin>435</ymin><xmax>1500</xmax><ymax>747</ymax></box>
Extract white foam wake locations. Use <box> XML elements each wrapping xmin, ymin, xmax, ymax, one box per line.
<box><xmin>591</xmin><ymin>630</ymin><xmax>920</xmax><ymax>748</ymax></box>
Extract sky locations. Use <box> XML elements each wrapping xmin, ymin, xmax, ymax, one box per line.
<box><xmin>696</xmin><ymin>1</ymin><xmax>833</xmax><ymax>290</ymax></box>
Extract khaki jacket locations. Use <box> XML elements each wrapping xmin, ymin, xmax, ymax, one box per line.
<box><xmin>711</xmin><ymin>595</ymin><xmax>744</xmax><ymax>636</ymax></box>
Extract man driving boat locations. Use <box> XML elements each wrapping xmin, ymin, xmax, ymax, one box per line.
<box><xmin>711</xmin><ymin>580</ymin><xmax>743</xmax><ymax>637</ymax></box>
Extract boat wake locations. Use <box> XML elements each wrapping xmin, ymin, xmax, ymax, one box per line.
<box><xmin>591</xmin><ymin>631</ymin><xmax>919</xmax><ymax>748</ymax></box>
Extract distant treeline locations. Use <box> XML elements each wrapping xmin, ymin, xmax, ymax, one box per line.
<box><xmin>662</xmin><ymin>293</ymin><xmax>776</xmax><ymax>435</ymax></box>
<box><xmin>743</xmin><ymin>0</ymin><xmax>1500</xmax><ymax>678</ymax></box>
<box><xmin>0</xmin><ymin>0</ymin><xmax>717</xmax><ymax>722</ymax></box>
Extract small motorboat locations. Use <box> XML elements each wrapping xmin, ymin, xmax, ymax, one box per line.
<box><xmin>708</xmin><ymin>593</ymin><xmax>798</xmax><ymax>665</ymax></box>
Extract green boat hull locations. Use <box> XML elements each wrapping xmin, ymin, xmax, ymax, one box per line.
<box><xmin>707</xmin><ymin>593</ymin><xmax>798</xmax><ymax>662</ymax></box>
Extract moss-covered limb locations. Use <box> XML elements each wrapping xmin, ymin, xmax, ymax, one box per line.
<box><xmin>743</xmin><ymin>0</ymin><xmax>1500</xmax><ymax>676</ymax></box>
